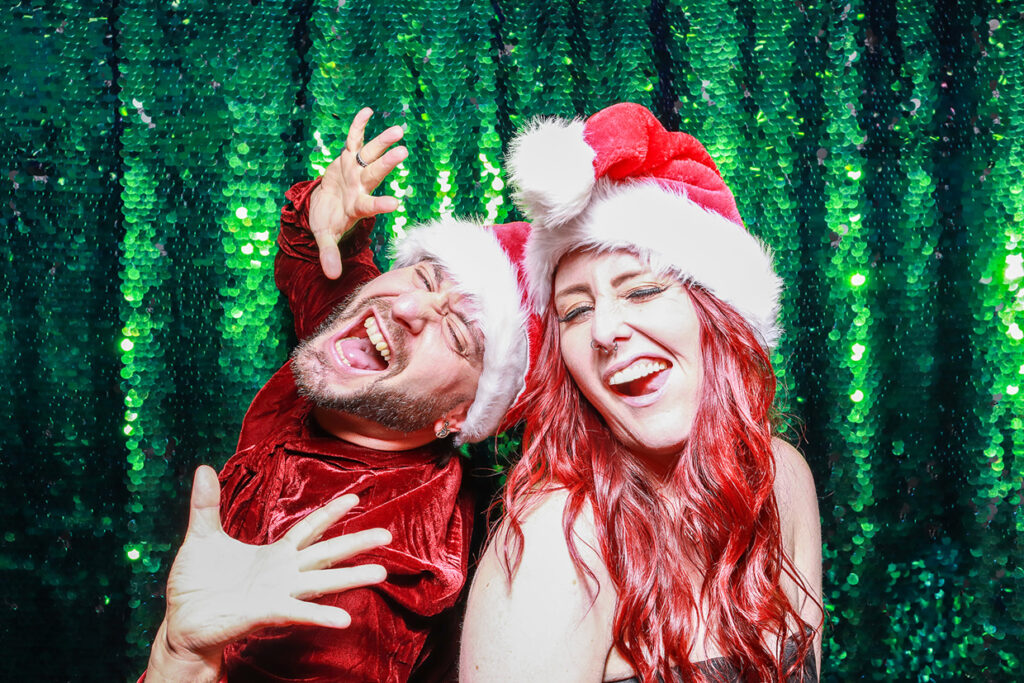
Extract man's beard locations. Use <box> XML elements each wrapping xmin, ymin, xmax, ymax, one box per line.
<box><xmin>291</xmin><ymin>291</ymin><xmax>470</xmax><ymax>433</ymax></box>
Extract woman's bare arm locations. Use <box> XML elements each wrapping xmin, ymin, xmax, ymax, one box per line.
<box><xmin>773</xmin><ymin>438</ymin><xmax>824</xmax><ymax>678</ymax></box>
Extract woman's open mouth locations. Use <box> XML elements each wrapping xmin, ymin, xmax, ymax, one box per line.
<box><xmin>332</xmin><ymin>314</ymin><xmax>393</xmax><ymax>372</ymax></box>
<box><xmin>607</xmin><ymin>359</ymin><xmax>669</xmax><ymax>397</ymax></box>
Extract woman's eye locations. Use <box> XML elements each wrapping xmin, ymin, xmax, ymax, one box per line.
<box><xmin>558</xmin><ymin>304</ymin><xmax>592</xmax><ymax>323</ymax></box>
<box><xmin>626</xmin><ymin>286</ymin><xmax>665</xmax><ymax>302</ymax></box>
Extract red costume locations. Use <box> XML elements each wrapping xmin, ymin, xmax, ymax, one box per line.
<box><xmin>215</xmin><ymin>179</ymin><xmax>473</xmax><ymax>682</ymax></box>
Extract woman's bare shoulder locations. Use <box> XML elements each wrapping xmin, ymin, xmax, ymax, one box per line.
<box><xmin>460</xmin><ymin>487</ymin><xmax>615</xmax><ymax>681</ymax></box>
<box><xmin>771</xmin><ymin>437</ymin><xmax>817</xmax><ymax>507</ymax></box>
<box><xmin>770</xmin><ymin>438</ymin><xmax>821</xmax><ymax>561</ymax></box>
<box><xmin>491</xmin><ymin>486</ymin><xmax>607</xmax><ymax>590</ymax></box>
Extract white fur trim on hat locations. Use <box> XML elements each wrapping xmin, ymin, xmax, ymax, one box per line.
<box><xmin>526</xmin><ymin>181</ymin><xmax>783</xmax><ymax>348</ymax></box>
<box><xmin>507</xmin><ymin>117</ymin><xmax>595</xmax><ymax>227</ymax></box>
<box><xmin>392</xmin><ymin>219</ymin><xmax>529</xmax><ymax>445</ymax></box>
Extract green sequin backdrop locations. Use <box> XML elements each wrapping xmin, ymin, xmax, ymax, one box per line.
<box><xmin>1</xmin><ymin>0</ymin><xmax>1021</xmax><ymax>680</ymax></box>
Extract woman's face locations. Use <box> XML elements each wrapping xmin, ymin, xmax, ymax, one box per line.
<box><xmin>553</xmin><ymin>249</ymin><xmax>703</xmax><ymax>465</ymax></box>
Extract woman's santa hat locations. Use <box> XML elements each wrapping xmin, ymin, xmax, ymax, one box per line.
<box><xmin>392</xmin><ymin>219</ymin><xmax>536</xmax><ymax>445</ymax></box>
<box><xmin>508</xmin><ymin>102</ymin><xmax>782</xmax><ymax>349</ymax></box>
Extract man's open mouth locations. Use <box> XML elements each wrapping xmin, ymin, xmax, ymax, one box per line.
<box><xmin>334</xmin><ymin>314</ymin><xmax>393</xmax><ymax>371</ymax></box>
<box><xmin>607</xmin><ymin>359</ymin><xmax>669</xmax><ymax>397</ymax></box>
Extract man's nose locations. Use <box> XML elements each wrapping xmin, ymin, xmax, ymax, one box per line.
<box><xmin>390</xmin><ymin>290</ymin><xmax>447</xmax><ymax>334</ymax></box>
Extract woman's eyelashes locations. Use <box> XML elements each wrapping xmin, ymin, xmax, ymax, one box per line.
<box><xmin>626</xmin><ymin>285</ymin><xmax>666</xmax><ymax>302</ymax></box>
<box><xmin>558</xmin><ymin>302</ymin><xmax>593</xmax><ymax>323</ymax></box>
<box><xmin>559</xmin><ymin>285</ymin><xmax>667</xmax><ymax>323</ymax></box>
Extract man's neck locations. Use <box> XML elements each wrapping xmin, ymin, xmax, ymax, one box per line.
<box><xmin>312</xmin><ymin>406</ymin><xmax>438</xmax><ymax>451</ymax></box>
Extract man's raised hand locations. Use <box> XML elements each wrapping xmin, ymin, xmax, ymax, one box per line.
<box><xmin>145</xmin><ymin>465</ymin><xmax>391</xmax><ymax>681</ymax></box>
<box><xmin>310</xmin><ymin>107</ymin><xmax>407</xmax><ymax>279</ymax></box>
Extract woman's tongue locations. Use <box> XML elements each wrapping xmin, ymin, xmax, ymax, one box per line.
<box><xmin>339</xmin><ymin>337</ymin><xmax>387</xmax><ymax>371</ymax></box>
<box><xmin>617</xmin><ymin>367</ymin><xmax>668</xmax><ymax>397</ymax></box>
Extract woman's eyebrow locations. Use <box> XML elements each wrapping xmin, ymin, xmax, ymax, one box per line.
<box><xmin>553</xmin><ymin>282</ymin><xmax>590</xmax><ymax>301</ymax></box>
<box><xmin>554</xmin><ymin>269</ymin><xmax>646</xmax><ymax>301</ymax></box>
<box><xmin>609</xmin><ymin>270</ymin><xmax>645</xmax><ymax>287</ymax></box>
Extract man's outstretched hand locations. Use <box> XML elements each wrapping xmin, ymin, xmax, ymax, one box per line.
<box><xmin>310</xmin><ymin>107</ymin><xmax>408</xmax><ymax>279</ymax></box>
<box><xmin>145</xmin><ymin>465</ymin><xmax>391</xmax><ymax>682</ymax></box>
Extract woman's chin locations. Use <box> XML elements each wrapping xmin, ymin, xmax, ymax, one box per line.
<box><xmin>611</xmin><ymin>425</ymin><xmax>690</xmax><ymax>468</ymax></box>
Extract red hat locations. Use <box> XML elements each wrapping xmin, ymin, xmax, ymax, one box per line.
<box><xmin>508</xmin><ymin>102</ymin><xmax>782</xmax><ymax>348</ymax></box>
<box><xmin>392</xmin><ymin>219</ymin><xmax>537</xmax><ymax>444</ymax></box>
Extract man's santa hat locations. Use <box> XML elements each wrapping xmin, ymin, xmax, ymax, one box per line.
<box><xmin>392</xmin><ymin>219</ymin><xmax>536</xmax><ymax>445</ymax></box>
<box><xmin>508</xmin><ymin>102</ymin><xmax>782</xmax><ymax>349</ymax></box>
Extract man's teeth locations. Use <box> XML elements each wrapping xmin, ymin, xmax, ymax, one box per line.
<box><xmin>608</xmin><ymin>360</ymin><xmax>668</xmax><ymax>386</ymax></box>
<box><xmin>363</xmin><ymin>316</ymin><xmax>391</xmax><ymax>360</ymax></box>
<box><xmin>335</xmin><ymin>342</ymin><xmax>352</xmax><ymax>366</ymax></box>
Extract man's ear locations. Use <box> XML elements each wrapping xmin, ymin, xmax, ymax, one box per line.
<box><xmin>432</xmin><ymin>400</ymin><xmax>472</xmax><ymax>438</ymax></box>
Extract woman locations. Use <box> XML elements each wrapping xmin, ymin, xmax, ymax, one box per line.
<box><xmin>461</xmin><ymin>103</ymin><xmax>823</xmax><ymax>682</ymax></box>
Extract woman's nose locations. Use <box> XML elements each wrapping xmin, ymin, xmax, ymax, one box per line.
<box><xmin>590</xmin><ymin>303</ymin><xmax>629</xmax><ymax>351</ymax></box>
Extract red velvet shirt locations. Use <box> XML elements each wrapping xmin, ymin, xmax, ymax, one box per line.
<box><xmin>213</xmin><ymin>180</ymin><xmax>473</xmax><ymax>682</ymax></box>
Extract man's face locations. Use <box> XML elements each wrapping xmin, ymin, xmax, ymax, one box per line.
<box><xmin>292</xmin><ymin>261</ymin><xmax>484</xmax><ymax>434</ymax></box>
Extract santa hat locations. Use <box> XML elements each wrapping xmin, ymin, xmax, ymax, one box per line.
<box><xmin>392</xmin><ymin>219</ymin><xmax>536</xmax><ymax>445</ymax></box>
<box><xmin>508</xmin><ymin>102</ymin><xmax>782</xmax><ymax>348</ymax></box>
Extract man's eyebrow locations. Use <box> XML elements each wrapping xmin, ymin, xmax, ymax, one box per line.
<box><xmin>431</xmin><ymin>261</ymin><xmax>484</xmax><ymax>364</ymax></box>
<box><xmin>431</xmin><ymin>262</ymin><xmax>446</xmax><ymax>287</ymax></box>
<box><xmin>457</xmin><ymin>310</ymin><xmax>484</xmax><ymax>364</ymax></box>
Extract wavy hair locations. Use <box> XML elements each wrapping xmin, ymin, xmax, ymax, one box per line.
<box><xmin>501</xmin><ymin>283</ymin><xmax>816</xmax><ymax>682</ymax></box>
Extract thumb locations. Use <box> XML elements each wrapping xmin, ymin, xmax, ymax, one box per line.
<box><xmin>187</xmin><ymin>465</ymin><xmax>224</xmax><ymax>538</ymax></box>
<box><xmin>314</xmin><ymin>231</ymin><xmax>343</xmax><ymax>280</ymax></box>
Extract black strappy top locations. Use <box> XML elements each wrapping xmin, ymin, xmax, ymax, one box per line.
<box><xmin>609</xmin><ymin>636</ymin><xmax>817</xmax><ymax>682</ymax></box>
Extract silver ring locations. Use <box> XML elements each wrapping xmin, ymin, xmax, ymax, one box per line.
<box><xmin>591</xmin><ymin>340</ymin><xmax>618</xmax><ymax>354</ymax></box>
<box><xmin>355</xmin><ymin>150</ymin><xmax>369</xmax><ymax>168</ymax></box>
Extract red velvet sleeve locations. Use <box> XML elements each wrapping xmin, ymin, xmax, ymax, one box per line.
<box><xmin>135</xmin><ymin>671</ymin><xmax>227</xmax><ymax>683</ymax></box>
<box><xmin>275</xmin><ymin>179</ymin><xmax>382</xmax><ymax>341</ymax></box>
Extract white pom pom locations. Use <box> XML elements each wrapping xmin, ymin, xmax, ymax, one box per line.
<box><xmin>506</xmin><ymin>117</ymin><xmax>596</xmax><ymax>227</ymax></box>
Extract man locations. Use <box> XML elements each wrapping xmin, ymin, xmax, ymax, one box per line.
<box><xmin>144</xmin><ymin>109</ymin><xmax>532</xmax><ymax>682</ymax></box>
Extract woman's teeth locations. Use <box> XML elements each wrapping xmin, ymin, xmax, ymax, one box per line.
<box><xmin>363</xmin><ymin>316</ymin><xmax>391</xmax><ymax>360</ymax></box>
<box><xmin>608</xmin><ymin>360</ymin><xmax>668</xmax><ymax>387</ymax></box>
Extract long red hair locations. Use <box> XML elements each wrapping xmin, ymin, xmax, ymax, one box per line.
<box><xmin>501</xmin><ymin>283</ymin><xmax>816</xmax><ymax>682</ymax></box>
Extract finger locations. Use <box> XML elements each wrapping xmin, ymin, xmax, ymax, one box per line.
<box><xmin>186</xmin><ymin>465</ymin><xmax>223</xmax><ymax>537</ymax></box>
<box><xmin>274</xmin><ymin>602</ymin><xmax>353</xmax><ymax>630</ymax></box>
<box><xmin>293</xmin><ymin>563</ymin><xmax>388</xmax><ymax>601</ymax></box>
<box><xmin>282</xmin><ymin>493</ymin><xmax>360</xmax><ymax>549</ymax></box>
<box><xmin>345</xmin><ymin>107</ymin><xmax>373</xmax><ymax>154</ymax></box>
<box><xmin>353</xmin><ymin>194</ymin><xmax>399</xmax><ymax>219</ymax></box>
<box><xmin>358</xmin><ymin>125</ymin><xmax>404</xmax><ymax>166</ymax></box>
<box><xmin>298</xmin><ymin>527</ymin><xmax>393</xmax><ymax>571</ymax></box>
<box><xmin>312</xmin><ymin>229</ymin><xmax>343</xmax><ymax>280</ymax></box>
<box><xmin>359</xmin><ymin>145</ymin><xmax>408</xmax><ymax>194</ymax></box>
